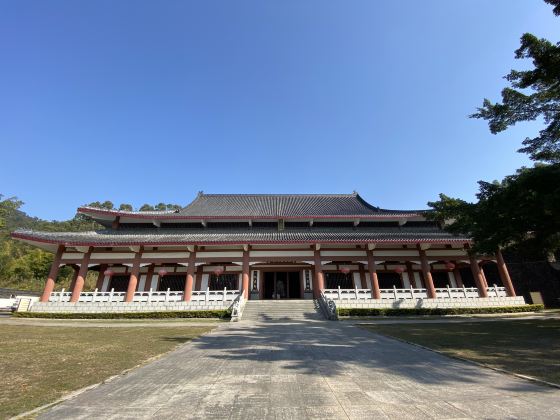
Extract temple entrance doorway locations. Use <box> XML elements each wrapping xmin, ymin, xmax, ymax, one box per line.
<box><xmin>263</xmin><ymin>271</ymin><xmax>301</xmax><ymax>299</ymax></box>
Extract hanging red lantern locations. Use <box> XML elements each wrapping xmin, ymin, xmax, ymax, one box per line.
<box><xmin>340</xmin><ymin>267</ymin><xmax>350</xmax><ymax>274</ymax></box>
<box><xmin>445</xmin><ymin>262</ymin><xmax>456</xmax><ymax>271</ymax></box>
<box><xmin>213</xmin><ymin>267</ymin><xmax>224</xmax><ymax>276</ymax></box>
<box><xmin>158</xmin><ymin>269</ymin><xmax>168</xmax><ymax>277</ymax></box>
<box><xmin>103</xmin><ymin>269</ymin><xmax>114</xmax><ymax>277</ymax></box>
<box><xmin>394</xmin><ymin>267</ymin><xmax>405</xmax><ymax>274</ymax></box>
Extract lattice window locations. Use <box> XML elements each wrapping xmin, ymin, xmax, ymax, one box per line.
<box><xmin>158</xmin><ymin>275</ymin><xmax>186</xmax><ymax>291</ymax></box>
<box><xmin>109</xmin><ymin>275</ymin><xmax>130</xmax><ymax>292</ymax></box>
<box><xmin>209</xmin><ymin>274</ymin><xmax>238</xmax><ymax>290</ymax></box>
<box><xmin>325</xmin><ymin>272</ymin><xmax>353</xmax><ymax>289</ymax></box>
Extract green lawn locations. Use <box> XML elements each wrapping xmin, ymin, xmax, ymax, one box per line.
<box><xmin>361</xmin><ymin>320</ymin><xmax>560</xmax><ymax>385</ymax></box>
<box><xmin>0</xmin><ymin>324</ymin><xmax>215</xmax><ymax>419</ymax></box>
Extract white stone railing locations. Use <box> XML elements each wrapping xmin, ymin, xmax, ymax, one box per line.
<box><xmin>230</xmin><ymin>290</ymin><xmax>246</xmax><ymax>322</ymax></box>
<box><xmin>49</xmin><ymin>287</ymin><xmax>240</xmax><ymax>304</ymax></box>
<box><xmin>486</xmin><ymin>285</ymin><xmax>507</xmax><ymax>297</ymax></box>
<box><xmin>324</xmin><ymin>285</ymin><xmax>507</xmax><ymax>300</ymax></box>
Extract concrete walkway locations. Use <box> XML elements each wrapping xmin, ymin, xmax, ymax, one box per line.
<box><xmin>40</xmin><ymin>319</ymin><xmax>560</xmax><ymax>419</ymax></box>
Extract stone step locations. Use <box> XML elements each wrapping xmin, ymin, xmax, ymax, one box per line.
<box><xmin>242</xmin><ymin>299</ymin><xmax>324</xmax><ymax>322</ymax></box>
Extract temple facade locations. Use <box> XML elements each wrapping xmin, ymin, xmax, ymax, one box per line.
<box><xmin>12</xmin><ymin>193</ymin><xmax>525</xmax><ymax>316</ymax></box>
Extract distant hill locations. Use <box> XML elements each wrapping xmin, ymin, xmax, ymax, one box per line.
<box><xmin>0</xmin><ymin>196</ymin><xmax>179</xmax><ymax>291</ymax></box>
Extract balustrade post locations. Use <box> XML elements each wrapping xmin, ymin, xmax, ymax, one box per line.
<box><xmin>223</xmin><ymin>287</ymin><xmax>227</xmax><ymax>302</ymax></box>
<box><xmin>41</xmin><ymin>245</ymin><xmax>64</xmax><ymax>302</ymax></box>
<box><xmin>148</xmin><ymin>288</ymin><xmax>152</xmax><ymax>303</ymax></box>
<box><xmin>109</xmin><ymin>288</ymin><xmax>114</xmax><ymax>302</ymax></box>
<box><xmin>463</xmin><ymin>285</ymin><xmax>468</xmax><ymax>298</ymax></box>
<box><xmin>206</xmin><ymin>287</ymin><xmax>209</xmax><ymax>302</ymax></box>
<box><xmin>354</xmin><ymin>285</ymin><xmax>359</xmax><ymax>299</ymax></box>
<box><xmin>59</xmin><ymin>288</ymin><xmax>65</xmax><ymax>302</ymax></box>
<box><xmin>337</xmin><ymin>286</ymin><xmax>341</xmax><ymax>300</ymax></box>
<box><xmin>393</xmin><ymin>285</ymin><xmax>398</xmax><ymax>299</ymax></box>
<box><xmin>165</xmin><ymin>288</ymin><xmax>170</xmax><ymax>302</ymax></box>
<box><xmin>494</xmin><ymin>284</ymin><xmax>499</xmax><ymax>297</ymax></box>
<box><xmin>93</xmin><ymin>288</ymin><xmax>98</xmax><ymax>302</ymax></box>
<box><xmin>410</xmin><ymin>285</ymin><xmax>415</xmax><ymax>299</ymax></box>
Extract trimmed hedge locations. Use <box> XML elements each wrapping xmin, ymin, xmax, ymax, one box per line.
<box><xmin>13</xmin><ymin>310</ymin><xmax>231</xmax><ymax>319</ymax></box>
<box><xmin>337</xmin><ymin>304</ymin><xmax>545</xmax><ymax>317</ymax></box>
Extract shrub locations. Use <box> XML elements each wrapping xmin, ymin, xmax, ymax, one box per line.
<box><xmin>336</xmin><ymin>304</ymin><xmax>544</xmax><ymax>317</ymax></box>
<box><xmin>13</xmin><ymin>310</ymin><xmax>231</xmax><ymax>319</ymax></box>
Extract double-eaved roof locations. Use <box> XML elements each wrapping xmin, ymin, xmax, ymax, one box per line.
<box><xmin>12</xmin><ymin>193</ymin><xmax>469</xmax><ymax>249</ymax></box>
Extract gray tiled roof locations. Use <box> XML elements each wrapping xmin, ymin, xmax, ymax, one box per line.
<box><xmin>177</xmin><ymin>193</ymin><xmax>421</xmax><ymax>217</ymax></box>
<box><xmin>12</xmin><ymin>226</ymin><xmax>468</xmax><ymax>246</ymax></box>
<box><xmin>78</xmin><ymin>193</ymin><xmax>424</xmax><ymax>219</ymax></box>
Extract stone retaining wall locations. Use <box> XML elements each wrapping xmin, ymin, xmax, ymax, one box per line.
<box><xmin>336</xmin><ymin>296</ymin><xmax>526</xmax><ymax>309</ymax></box>
<box><xmin>29</xmin><ymin>301</ymin><xmax>232</xmax><ymax>313</ymax></box>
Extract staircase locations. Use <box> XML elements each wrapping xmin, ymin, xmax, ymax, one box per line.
<box><xmin>241</xmin><ymin>299</ymin><xmax>325</xmax><ymax>322</ymax></box>
<box><xmin>16</xmin><ymin>298</ymin><xmax>32</xmax><ymax>312</ymax></box>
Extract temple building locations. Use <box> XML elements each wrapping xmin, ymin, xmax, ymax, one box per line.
<box><xmin>11</xmin><ymin>193</ymin><xmax>525</xmax><ymax>316</ymax></box>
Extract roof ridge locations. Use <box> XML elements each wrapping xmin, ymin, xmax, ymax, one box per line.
<box><xmin>199</xmin><ymin>193</ymin><xmax>358</xmax><ymax>197</ymax></box>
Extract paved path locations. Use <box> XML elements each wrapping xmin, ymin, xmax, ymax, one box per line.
<box><xmin>40</xmin><ymin>320</ymin><xmax>560</xmax><ymax>419</ymax></box>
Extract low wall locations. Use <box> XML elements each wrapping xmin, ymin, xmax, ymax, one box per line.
<box><xmin>336</xmin><ymin>296</ymin><xmax>526</xmax><ymax>309</ymax></box>
<box><xmin>29</xmin><ymin>301</ymin><xmax>232</xmax><ymax>313</ymax></box>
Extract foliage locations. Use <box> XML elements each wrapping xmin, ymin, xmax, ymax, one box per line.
<box><xmin>432</xmin><ymin>2</ymin><xmax>560</xmax><ymax>261</ymax></box>
<box><xmin>0</xmin><ymin>195</ymin><xmax>182</xmax><ymax>291</ymax></box>
<box><xmin>14</xmin><ymin>310</ymin><xmax>231</xmax><ymax>319</ymax></box>
<box><xmin>337</xmin><ymin>304</ymin><xmax>544</xmax><ymax>317</ymax></box>
<box><xmin>85</xmin><ymin>201</ymin><xmax>181</xmax><ymax>212</ymax></box>
<box><xmin>545</xmin><ymin>0</ymin><xmax>560</xmax><ymax>16</ymax></box>
<box><xmin>428</xmin><ymin>164</ymin><xmax>560</xmax><ymax>257</ymax></box>
<box><xmin>471</xmin><ymin>3</ymin><xmax>560</xmax><ymax>163</ymax></box>
<box><xmin>139</xmin><ymin>203</ymin><xmax>180</xmax><ymax>212</ymax></box>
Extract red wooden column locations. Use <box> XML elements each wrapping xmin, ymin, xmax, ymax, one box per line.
<box><xmin>406</xmin><ymin>261</ymin><xmax>417</xmax><ymax>288</ymax></box>
<box><xmin>358</xmin><ymin>264</ymin><xmax>367</xmax><ymax>289</ymax></box>
<box><xmin>195</xmin><ymin>265</ymin><xmax>203</xmax><ymax>290</ymax></box>
<box><xmin>496</xmin><ymin>250</ymin><xmax>516</xmax><ymax>296</ymax></box>
<box><xmin>144</xmin><ymin>264</ymin><xmax>155</xmax><ymax>291</ymax></box>
<box><xmin>69</xmin><ymin>266</ymin><xmax>79</xmax><ymax>291</ymax></box>
<box><xmin>453</xmin><ymin>267</ymin><xmax>464</xmax><ymax>287</ymax></box>
<box><xmin>366</xmin><ymin>248</ymin><xmax>381</xmax><ymax>299</ymax></box>
<box><xmin>70</xmin><ymin>247</ymin><xmax>92</xmax><ymax>303</ymax></box>
<box><xmin>419</xmin><ymin>247</ymin><xmax>437</xmax><ymax>298</ymax></box>
<box><xmin>479</xmin><ymin>264</ymin><xmax>489</xmax><ymax>289</ymax></box>
<box><xmin>241</xmin><ymin>249</ymin><xmax>250</xmax><ymax>299</ymax></box>
<box><xmin>95</xmin><ymin>264</ymin><xmax>107</xmax><ymax>290</ymax></box>
<box><xmin>125</xmin><ymin>249</ymin><xmax>142</xmax><ymax>303</ymax></box>
<box><xmin>184</xmin><ymin>251</ymin><xmax>196</xmax><ymax>302</ymax></box>
<box><xmin>313</xmin><ymin>249</ymin><xmax>325</xmax><ymax>298</ymax></box>
<box><xmin>40</xmin><ymin>245</ymin><xmax>65</xmax><ymax>302</ymax></box>
<box><xmin>469</xmin><ymin>256</ymin><xmax>488</xmax><ymax>297</ymax></box>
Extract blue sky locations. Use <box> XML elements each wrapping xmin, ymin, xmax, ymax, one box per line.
<box><xmin>1</xmin><ymin>1</ymin><xmax>558</xmax><ymax>220</ymax></box>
